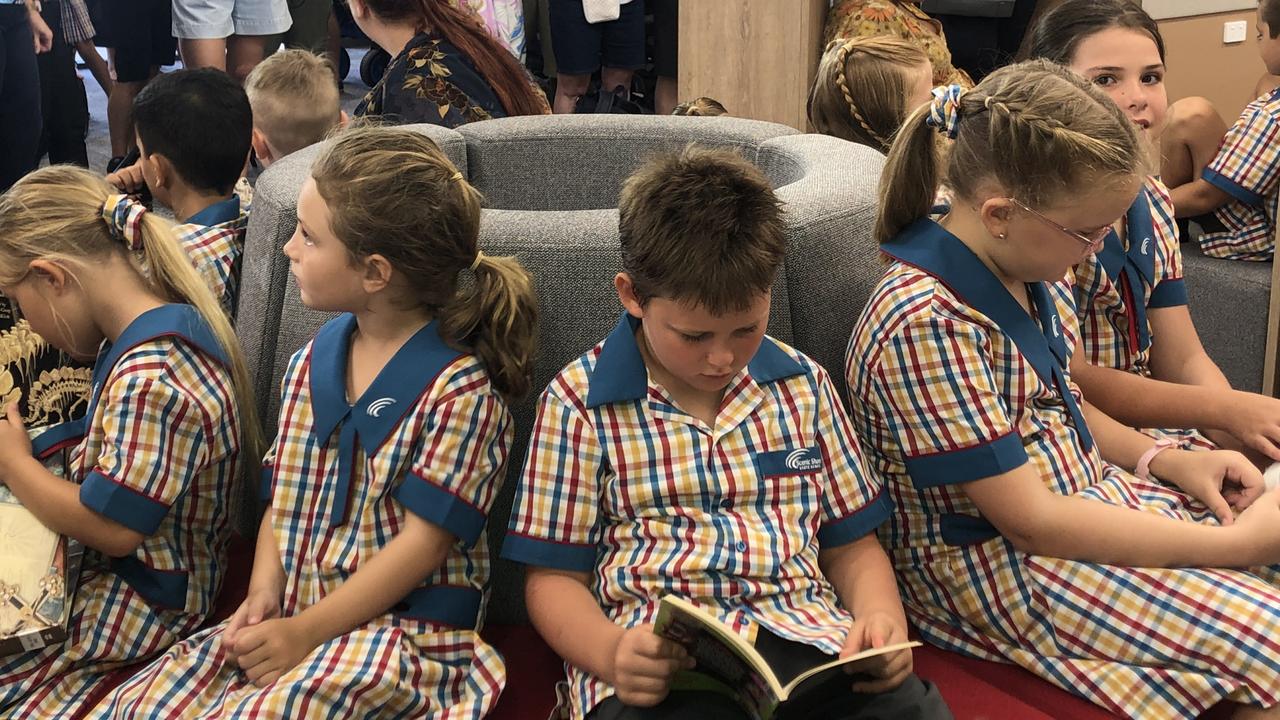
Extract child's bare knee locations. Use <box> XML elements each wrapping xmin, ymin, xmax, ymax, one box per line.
<box><xmin>1167</xmin><ymin>97</ymin><xmax>1223</xmax><ymax>137</ymax></box>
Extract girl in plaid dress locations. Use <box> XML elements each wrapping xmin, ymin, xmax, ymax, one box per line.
<box><xmin>0</xmin><ymin>166</ymin><xmax>258</xmax><ymax>716</ymax></box>
<box><xmin>1028</xmin><ymin>0</ymin><xmax>1280</xmax><ymax>462</ymax></box>
<box><xmin>96</xmin><ymin>125</ymin><xmax>538</xmax><ymax>719</ymax></box>
<box><xmin>847</xmin><ymin>60</ymin><xmax>1280</xmax><ymax>719</ymax></box>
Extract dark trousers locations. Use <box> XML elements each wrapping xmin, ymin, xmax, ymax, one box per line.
<box><xmin>931</xmin><ymin>0</ymin><xmax>1040</xmax><ymax>82</ymax></box>
<box><xmin>0</xmin><ymin>4</ymin><xmax>41</xmax><ymax>190</ymax></box>
<box><xmin>36</xmin><ymin>0</ymin><xmax>88</xmax><ymax>167</ymax></box>
<box><xmin>587</xmin><ymin>630</ymin><xmax>953</xmax><ymax>720</ymax></box>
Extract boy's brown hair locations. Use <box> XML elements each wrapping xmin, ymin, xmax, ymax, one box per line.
<box><xmin>1264</xmin><ymin>0</ymin><xmax>1280</xmax><ymax>38</ymax></box>
<box><xmin>618</xmin><ymin>145</ymin><xmax>785</xmax><ymax>314</ymax></box>
<box><xmin>245</xmin><ymin>50</ymin><xmax>341</xmax><ymax>158</ymax></box>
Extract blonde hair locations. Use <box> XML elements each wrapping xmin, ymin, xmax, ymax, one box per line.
<box><xmin>244</xmin><ymin>50</ymin><xmax>341</xmax><ymax>158</ymax></box>
<box><xmin>877</xmin><ymin>58</ymin><xmax>1144</xmax><ymax>244</ymax></box>
<box><xmin>310</xmin><ymin>126</ymin><xmax>539</xmax><ymax>400</ymax></box>
<box><xmin>808</xmin><ymin>36</ymin><xmax>929</xmax><ymax>151</ymax></box>
<box><xmin>0</xmin><ymin>165</ymin><xmax>263</xmax><ymax>469</ymax></box>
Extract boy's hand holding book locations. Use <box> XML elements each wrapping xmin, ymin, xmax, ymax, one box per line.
<box><xmin>609</xmin><ymin>623</ymin><xmax>695</xmax><ymax>707</ymax></box>
<box><xmin>841</xmin><ymin>610</ymin><xmax>912</xmax><ymax>694</ymax></box>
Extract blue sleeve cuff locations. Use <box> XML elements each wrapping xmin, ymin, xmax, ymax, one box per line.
<box><xmin>1148</xmin><ymin>278</ymin><xmax>1188</xmax><ymax>308</ymax></box>
<box><xmin>818</xmin><ymin>491</ymin><xmax>892</xmax><ymax>547</ymax></box>
<box><xmin>395</xmin><ymin>471</ymin><xmax>487</xmax><ymax>546</ymax></box>
<box><xmin>904</xmin><ymin>431</ymin><xmax>1028</xmax><ymax>488</ymax></box>
<box><xmin>80</xmin><ymin>470</ymin><xmax>170</xmax><ymax>535</ymax></box>
<box><xmin>259</xmin><ymin>465</ymin><xmax>273</xmax><ymax>503</ymax></box>
<box><xmin>1203</xmin><ymin>168</ymin><xmax>1265</xmax><ymax>207</ymax></box>
<box><xmin>501</xmin><ymin>533</ymin><xmax>597</xmax><ymax>571</ymax></box>
<box><xmin>30</xmin><ymin>420</ymin><xmax>85</xmax><ymax>459</ymax></box>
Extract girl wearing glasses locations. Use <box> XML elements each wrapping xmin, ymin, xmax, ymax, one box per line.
<box><xmin>1027</xmin><ymin>0</ymin><xmax>1280</xmax><ymax>467</ymax></box>
<box><xmin>845</xmin><ymin>60</ymin><xmax>1280</xmax><ymax>719</ymax></box>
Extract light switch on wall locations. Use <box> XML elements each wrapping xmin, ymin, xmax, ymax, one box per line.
<box><xmin>1224</xmin><ymin>19</ymin><xmax>1248</xmax><ymax>44</ymax></box>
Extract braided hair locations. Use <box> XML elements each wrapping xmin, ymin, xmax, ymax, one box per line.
<box><xmin>807</xmin><ymin>35</ymin><xmax>929</xmax><ymax>151</ymax></box>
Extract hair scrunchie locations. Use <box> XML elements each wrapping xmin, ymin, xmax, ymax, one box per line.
<box><xmin>101</xmin><ymin>194</ymin><xmax>148</xmax><ymax>252</ymax></box>
<box><xmin>926</xmin><ymin>84</ymin><xmax>966</xmax><ymax>139</ymax></box>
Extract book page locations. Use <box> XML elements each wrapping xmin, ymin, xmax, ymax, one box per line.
<box><xmin>782</xmin><ymin>640</ymin><xmax>921</xmax><ymax>695</ymax></box>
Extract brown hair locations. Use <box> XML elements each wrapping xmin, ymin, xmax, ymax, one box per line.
<box><xmin>672</xmin><ymin>97</ymin><xmax>728</xmax><ymax>116</ymax></box>
<box><xmin>877</xmin><ymin>59</ymin><xmax>1144</xmax><ymax>244</ymax></box>
<box><xmin>310</xmin><ymin>125</ymin><xmax>539</xmax><ymax>400</ymax></box>
<box><xmin>0</xmin><ymin>165</ymin><xmax>263</xmax><ymax>469</ymax></box>
<box><xmin>1027</xmin><ymin>0</ymin><xmax>1165</xmax><ymax>64</ymax></box>
<box><xmin>808</xmin><ymin>36</ymin><xmax>929</xmax><ymax>151</ymax></box>
<box><xmin>244</xmin><ymin>50</ymin><xmax>341</xmax><ymax>157</ymax></box>
<box><xmin>362</xmin><ymin>0</ymin><xmax>549</xmax><ymax>117</ymax></box>
<box><xmin>618</xmin><ymin>145</ymin><xmax>785</xmax><ymax>314</ymax></box>
<box><xmin>1264</xmin><ymin>0</ymin><xmax>1280</xmax><ymax>38</ymax></box>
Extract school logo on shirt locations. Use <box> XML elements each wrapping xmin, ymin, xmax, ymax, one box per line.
<box><xmin>366</xmin><ymin>397</ymin><xmax>397</xmax><ymax>418</ymax></box>
<box><xmin>1051</xmin><ymin>314</ymin><xmax>1060</xmax><ymax>338</ymax></box>
<box><xmin>756</xmin><ymin>447</ymin><xmax>824</xmax><ymax>477</ymax></box>
<box><xmin>1141</xmin><ymin>237</ymin><xmax>1150</xmax><ymax>255</ymax></box>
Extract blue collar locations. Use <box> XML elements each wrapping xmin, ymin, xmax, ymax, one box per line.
<box><xmin>87</xmin><ymin>304</ymin><xmax>228</xmax><ymax>428</ymax></box>
<box><xmin>308</xmin><ymin>314</ymin><xmax>462</xmax><ymax>525</ymax></box>
<box><xmin>185</xmin><ymin>195</ymin><xmax>241</xmax><ymax>227</ymax></box>
<box><xmin>881</xmin><ymin>219</ymin><xmax>1093</xmax><ymax>451</ymax></box>
<box><xmin>585</xmin><ymin>312</ymin><xmax>806</xmax><ymax>409</ymax></box>
<box><xmin>1093</xmin><ymin>186</ymin><xmax>1155</xmax><ymax>352</ymax></box>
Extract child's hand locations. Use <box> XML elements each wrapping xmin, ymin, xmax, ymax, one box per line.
<box><xmin>220</xmin><ymin>588</ymin><xmax>281</xmax><ymax>667</ymax></box>
<box><xmin>608</xmin><ymin>624</ymin><xmax>693</xmax><ymax>707</ymax></box>
<box><xmin>1217</xmin><ymin>391</ymin><xmax>1280</xmax><ymax>464</ymax></box>
<box><xmin>1152</xmin><ymin>448</ymin><xmax>1265</xmax><ymax>525</ymax></box>
<box><xmin>233</xmin><ymin>616</ymin><xmax>319</xmax><ymax>687</ymax></box>
<box><xmin>1228</xmin><ymin>487</ymin><xmax>1280</xmax><ymax>565</ymax></box>
<box><xmin>105</xmin><ymin>163</ymin><xmax>146</xmax><ymax>194</ymax></box>
<box><xmin>840</xmin><ymin>611</ymin><xmax>912</xmax><ymax>693</ymax></box>
<box><xmin>0</xmin><ymin>404</ymin><xmax>33</xmax><ymax>477</ymax></box>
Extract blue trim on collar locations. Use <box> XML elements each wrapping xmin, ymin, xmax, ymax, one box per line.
<box><xmin>1094</xmin><ymin>187</ymin><xmax>1157</xmax><ymax>352</ymax></box>
<box><xmin>307</xmin><ymin>314</ymin><xmax>463</xmax><ymax>526</ymax></box>
<box><xmin>86</xmin><ymin>305</ymin><xmax>228</xmax><ymax>430</ymax></box>
<box><xmin>185</xmin><ymin>195</ymin><xmax>241</xmax><ymax>227</ymax></box>
<box><xmin>584</xmin><ymin>312</ymin><xmax>806</xmax><ymax>409</ymax></box>
<box><xmin>882</xmin><ymin>219</ymin><xmax>1094</xmax><ymax>453</ymax></box>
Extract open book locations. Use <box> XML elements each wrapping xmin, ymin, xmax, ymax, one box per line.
<box><xmin>653</xmin><ymin>595</ymin><xmax>920</xmax><ymax>720</ymax></box>
<box><xmin>0</xmin><ymin>430</ymin><xmax>83</xmax><ymax>656</ymax></box>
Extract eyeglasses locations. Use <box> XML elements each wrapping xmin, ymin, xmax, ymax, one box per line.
<box><xmin>1006</xmin><ymin>197</ymin><xmax>1112</xmax><ymax>253</ymax></box>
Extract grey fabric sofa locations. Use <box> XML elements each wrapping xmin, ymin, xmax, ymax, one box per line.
<box><xmin>233</xmin><ymin>115</ymin><xmax>887</xmax><ymax>624</ymax></box>
<box><xmin>1181</xmin><ymin>246</ymin><xmax>1271</xmax><ymax>393</ymax></box>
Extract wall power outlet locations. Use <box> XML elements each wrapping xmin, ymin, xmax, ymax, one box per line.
<box><xmin>1224</xmin><ymin>20</ymin><xmax>1248</xmax><ymax>44</ymax></box>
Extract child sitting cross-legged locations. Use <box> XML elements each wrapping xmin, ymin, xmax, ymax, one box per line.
<box><xmin>503</xmin><ymin>145</ymin><xmax>952</xmax><ymax>720</ymax></box>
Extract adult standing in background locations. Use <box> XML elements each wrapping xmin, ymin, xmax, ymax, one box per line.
<box><xmin>173</xmin><ymin>0</ymin><xmax>291</xmax><ymax>82</ymax></box>
<box><xmin>98</xmin><ymin>0</ymin><xmax>176</xmax><ymax>169</ymax></box>
<box><xmin>923</xmin><ymin>0</ymin><xmax>1041</xmax><ymax>81</ymax></box>
<box><xmin>1</xmin><ymin>0</ymin><xmax>51</xmax><ymax>191</ymax></box>
<box><xmin>351</xmin><ymin>0</ymin><xmax>548</xmax><ymax>126</ymax></box>
<box><xmin>547</xmin><ymin>0</ymin><xmax>644</xmax><ymax>113</ymax></box>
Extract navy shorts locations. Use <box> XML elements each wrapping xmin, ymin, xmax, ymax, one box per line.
<box><xmin>549</xmin><ymin>0</ymin><xmax>646</xmax><ymax>75</ymax></box>
<box><xmin>98</xmin><ymin>0</ymin><xmax>176</xmax><ymax>83</ymax></box>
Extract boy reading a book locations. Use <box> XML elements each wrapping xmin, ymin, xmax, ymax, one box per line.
<box><xmin>503</xmin><ymin>146</ymin><xmax>951</xmax><ymax>720</ymax></box>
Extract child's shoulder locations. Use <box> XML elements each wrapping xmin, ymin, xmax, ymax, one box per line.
<box><xmin>1238</xmin><ymin>87</ymin><xmax>1280</xmax><ymax>125</ymax></box>
<box><xmin>865</xmin><ymin>260</ymin><xmax>989</xmax><ymax>333</ymax></box>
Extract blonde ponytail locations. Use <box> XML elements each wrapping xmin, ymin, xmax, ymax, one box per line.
<box><xmin>0</xmin><ymin>166</ymin><xmax>263</xmax><ymax>473</ymax></box>
<box><xmin>440</xmin><ymin>253</ymin><xmax>538</xmax><ymax>401</ymax></box>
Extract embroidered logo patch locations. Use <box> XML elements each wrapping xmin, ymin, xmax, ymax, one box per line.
<box><xmin>366</xmin><ymin>397</ymin><xmax>397</xmax><ymax>418</ymax></box>
<box><xmin>1051</xmin><ymin>314</ymin><xmax>1060</xmax><ymax>338</ymax></box>
<box><xmin>1141</xmin><ymin>237</ymin><xmax>1150</xmax><ymax>255</ymax></box>
<box><xmin>757</xmin><ymin>447</ymin><xmax>824</xmax><ymax>476</ymax></box>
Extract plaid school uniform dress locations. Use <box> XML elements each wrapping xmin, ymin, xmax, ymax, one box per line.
<box><xmin>846</xmin><ymin>219</ymin><xmax>1280</xmax><ymax>719</ymax></box>
<box><xmin>94</xmin><ymin>314</ymin><xmax>508</xmax><ymax>720</ymax></box>
<box><xmin>1199</xmin><ymin>87</ymin><xmax>1280</xmax><ymax>261</ymax></box>
<box><xmin>1072</xmin><ymin>178</ymin><xmax>1213</xmax><ymax>449</ymax></box>
<box><xmin>504</xmin><ymin>313</ymin><xmax>892</xmax><ymax>720</ymax></box>
<box><xmin>0</xmin><ymin>305</ymin><xmax>239</xmax><ymax>717</ymax></box>
<box><xmin>174</xmin><ymin>195</ymin><xmax>249</xmax><ymax>317</ymax></box>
